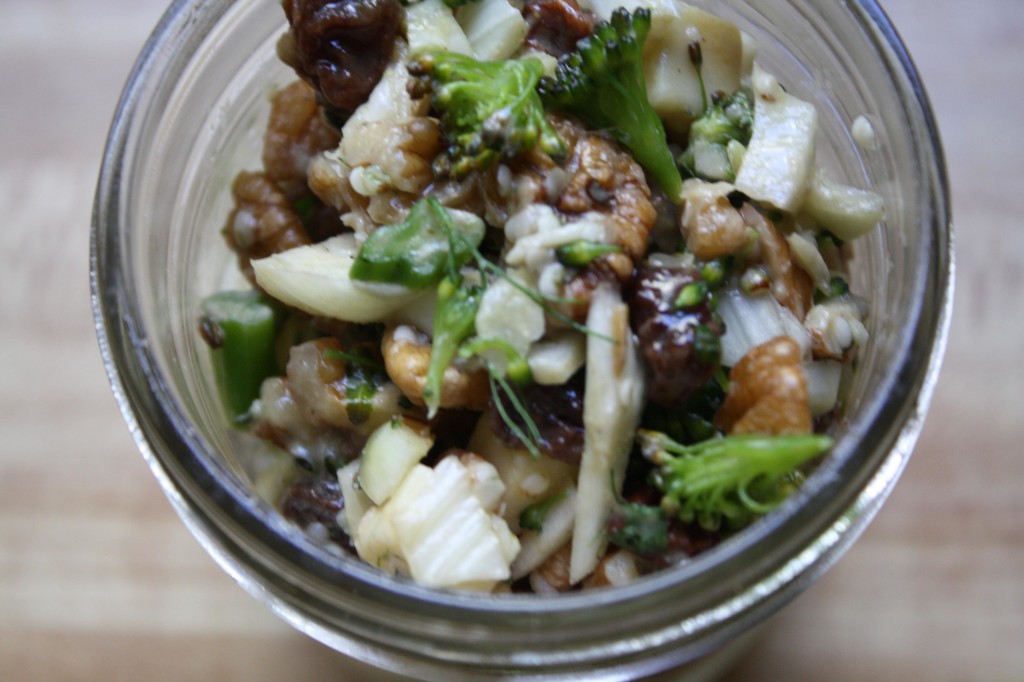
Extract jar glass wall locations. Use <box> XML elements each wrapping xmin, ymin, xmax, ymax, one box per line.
<box><xmin>92</xmin><ymin>0</ymin><xmax>952</xmax><ymax>678</ymax></box>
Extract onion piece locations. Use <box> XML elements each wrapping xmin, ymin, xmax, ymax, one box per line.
<box><xmin>717</xmin><ymin>287</ymin><xmax>810</xmax><ymax>366</ymax></box>
<box><xmin>570</xmin><ymin>285</ymin><xmax>646</xmax><ymax>584</ymax></box>
<box><xmin>510</xmin><ymin>486</ymin><xmax>577</xmax><ymax>580</ymax></box>
<box><xmin>804</xmin><ymin>360</ymin><xmax>843</xmax><ymax>417</ymax></box>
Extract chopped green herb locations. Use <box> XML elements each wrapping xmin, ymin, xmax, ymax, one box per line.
<box><xmin>519</xmin><ymin>489</ymin><xmax>567</xmax><ymax>532</ymax></box>
<box><xmin>814</xmin><ymin>275</ymin><xmax>851</xmax><ymax>304</ymax></box>
<box><xmin>459</xmin><ymin>337</ymin><xmax>533</xmax><ymax>387</ymax></box>
<box><xmin>349</xmin><ymin>198</ymin><xmax>484</xmax><ymax>289</ymax></box>
<box><xmin>423</xmin><ymin>275</ymin><xmax>481</xmax><ymax>417</ymax></box>
<box><xmin>675</xmin><ymin>281</ymin><xmax>709</xmax><ymax>309</ymax></box>
<box><xmin>555</xmin><ymin>240</ymin><xmax>622</xmax><ymax>268</ymax></box>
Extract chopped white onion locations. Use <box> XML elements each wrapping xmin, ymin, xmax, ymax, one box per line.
<box><xmin>717</xmin><ymin>287</ymin><xmax>810</xmax><ymax>366</ymax></box>
<box><xmin>804</xmin><ymin>360</ymin><xmax>843</xmax><ymax>416</ymax></box>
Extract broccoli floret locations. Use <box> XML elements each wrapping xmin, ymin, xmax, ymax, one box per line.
<box><xmin>538</xmin><ymin>7</ymin><xmax>683</xmax><ymax>200</ymax></box>
<box><xmin>608</xmin><ymin>500</ymin><xmax>670</xmax><ymax>556</ymax></box>
<box><xmin>638</xmin><ymin>430</ymin><xmax>833</xmax><ymax>531</ymax></box>
<box><xmin>677</xmin><ymin>88</ymin><xmax>754</xmax><ymax>182</ymax></box>
<box><xmin>409</xmin><ymin>52</ymin><xmax>566</xmax><ymax>178</ymax></box>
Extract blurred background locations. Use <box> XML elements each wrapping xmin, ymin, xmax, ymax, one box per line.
<box><xmin>1</xmin><ymin>0</ymin><xmax>1021</xmax><ymax>679</ymax></box>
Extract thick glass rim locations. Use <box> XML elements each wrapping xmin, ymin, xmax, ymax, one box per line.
<box><xmin>91</xmin><ymin>0</ymin><xmax>952</xmax><ymax>673</ymax></box>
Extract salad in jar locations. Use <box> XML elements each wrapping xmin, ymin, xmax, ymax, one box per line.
<box><xmin>198</xmin><ymin>0</ymin><xmax>885</xmax><ymax>593</ymax></box>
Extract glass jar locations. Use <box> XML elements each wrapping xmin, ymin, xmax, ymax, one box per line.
<box><xmin>91</xmin><ymin>0</ymin><xmax>952</xmax><ymax>678</ymax></box>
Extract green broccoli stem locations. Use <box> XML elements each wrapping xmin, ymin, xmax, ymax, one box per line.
<box><xmin>423</xmin><ymin>275</ymin><xmax>481</xmax><ymax>418</ymax></box>
<box><xmin>199</xmin><ymin>290</ymin><xmax>281</xmax><ymax>421</ymax></box>
<box><xmin>638</xmin><ymin>430</ymin><xmax>833</xmax><ymax>530</ymax></box>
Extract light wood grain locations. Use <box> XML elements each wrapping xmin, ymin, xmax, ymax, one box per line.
<box><xmin>1</xmin><ymin>1</ymin><xmax>1021</xmax><ymax>680</ymax></box>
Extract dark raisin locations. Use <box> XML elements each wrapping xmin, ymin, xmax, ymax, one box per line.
<box><xmin>280</xmin><ymin>476</ymin><xmax>354</xmax><ymax>551</ymax></box>
<box><xmin>491</xmin><ymin>372</ymin><xmax>586</xmax><ymax>464</ymax></box>
<box><xmin>281</xmin><ymin>0</ymin><xmax>402</xmax><ymax>116</ymax></box>
<box><xmin>523</xmin><ymin>0</ymin><xmax>595</xmax><ymax>58</ymax></box>
<box><xmin>627</xmin><ymin>262</ymin><xmax>723</xmax><ymax>409</ymax></box>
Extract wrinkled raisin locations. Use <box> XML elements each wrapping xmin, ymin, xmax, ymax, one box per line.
<box><xmin>628</xmin><ymin>262</ymin><xmax>723</xmax><ymax>409</ymax></box>
<box><xmin>281</xmin><ymin>0</ymin><xmax>402</xmax><ymax>116</ymax></box>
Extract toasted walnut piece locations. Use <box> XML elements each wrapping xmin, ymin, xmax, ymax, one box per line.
<box><xmin>340</xmin><ymin>117</ymin><xmax>441</xmax><ymax>196</ymax></box>
<box><xmin>679</xmin><ymin>179</ymin><xmax>748</xmax><ymax>259</ymax></box>
<box><xmin>381</xmin><ymin>326</ymin><xmax>490</xmax><ymax>412</ymax></box>
<box><xmin>282</xmin><ymin>338</ymin><xmax>403</xmax><ymax>432</ymax></box>
<box><xmin>515</xmin><ymin>116</ymin><xmax>657</xmax><ymax>320</ymax></box>
<box><xmin>338</xmin><ymin>59</ymin><xmax>441</xmax><ymax>196</ymax></box>
<box><xmin>253</xmin><ymin>337</ymin><xmax>408</xmax><ymax>464</ymax></box>
<box><xmin>714</xmin><ymin>336</ymin><xmax>812</xmax><ymax>435</ymax></box>
<box><xmin>805</xmin><ymin>299</ymin><xmax>869</xmax><ymax>361</ymax></box>
<box><xmin>532</xmin><ymin>543</ymin><xmax>573</xmax><ymax>592</ymax></box>
<box><xmin>554</xmin><ymin>116</ymin><xmax>656</xmax><ymax>264</ymax></box>
<box><xmin>308</xmin><ymin>153</ymin><xmax>363</xmax><ymax>216</ymax></box>
<box><xmin>307</xmin><ymin>57</ymin><xmax>443</xmax><ymax>236</ymax></box>
<box><xmin>224</xmin><ymin>171</ymin><xmax>311</xmax><ymax>283</ymax></box>
<box><xmin>263</xmin><ymin>80</ymin><xmax>341</xmax><ymax>198</ymax></box>
<box><xmin>582</xmin><ymin>549</ymin><xmax>641</xmax><ymax>589</ymax></box>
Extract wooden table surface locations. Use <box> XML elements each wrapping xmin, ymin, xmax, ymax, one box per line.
<box><xmin>2</xmin><ymin>1</ymin><xmax>1021</xmax><ymax>680</ymax></box>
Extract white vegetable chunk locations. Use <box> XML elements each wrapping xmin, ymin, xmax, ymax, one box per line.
<box><xmin>527</xmin><ymin>331</ymin><xmax>587</xmax><ymax>385</ymax></box>
<box><xmin>475</xmin><ymin>276</ymin><xmax>546</xmax><ymax>371</ymax></box>
<box><xmin>393</xmin><ymin>458</ymin><xmax>520</xmax><ymax>589</ymax></box>
<box><xmin>585</xmin><ymin>0</ymin><xmax>680</xmax><ymax>22</ymax></box>
<box><xmin>786</xmin><ymin>230</ymin><xmax>831</xmax><ymax>292</ymax></box>
<box><xmin>510</xmin><ymin>486</ymin><xmax>577</xmax><ymax>580</ymax></box>
<box><xmin>592</xmin><ymin>550</ymin><xmax>641</xmax><ymax>587</ymax></box>
<box><xmin>406</xmin><ymin>0</ymin><xmax>475</xmax><ymax>57</ymax></box>
<box><xmin>357</xmin><ymin>417</ymin><xmax>434</xmax><ymax>505</ymax></box>
<box><xmin>337</xmin><ymin>459</ymin><xmax>373</xmax><ymax>536</ymax></box>
<box><xmin>851</xmin><ymin>115</ymin><xmax>878</xmax><ymax>151</ymax></box>
<box><xmin>353</xmin><ymin>466</ymin><xmax>431</xmax><ymax>575</ymax></box>
<box><xmin>457</xmin><ymin>0</ymin><xmax>528</xmax><ymax>61</ymax></box>
<box><xmin>354</xmin><ymin>457</ymin><xmax>520</xmax><ymax>590</ymax></box>
<box><xmin>739</xmin><ymin>30</ymin><xmax>758</xmax><ymax>77</ymax></box>
<box><xmin>804</xmin><ymin>360</ymin><xmax>843</xmax><ymax>417</ymax></box>
<box><xmin>570</xmin><ymin>286</ymin><xmax>646</xmax><ymax>584</ymax></box>
<box><xmin>468</xmin><ymin>416</ymin><xmax>577</xmax><ymax>531</ymax></box>
<box><xmin>734</xmin><ymin>64</ymin><xmax>818</xmax><ymax>213</ymax></box>
<box><xmin>251</xmin><ymin>235</ymin><xmax>428</xmax><ymax>323</ymax></box>
<box><xmin>341</xmin><ymin>51</ymin><xmax>418</xmax><ymax>134</ymax></box>
<box><xmin>458</xmin><ymin>451</ymin><xmax>507</xmax><ymax>512</ymax></box>
<box><xmin>642</xmin><ymin>5</ymin><xmax>743</xmax><ymax>139</ymax></box>
<box><xmin>802</xmin><ymin>167</ymin><xmax>885</xmax><ymax>241</ymax></box>
<box><xmin>247</xmin><ymin>437</ymin><xmax>299</xmax><ymax>505</ymax></box>
<box><xmin>717</xmin><ymin>287</ymin><xmax>811</xmax><ymax>366</ymax></box>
